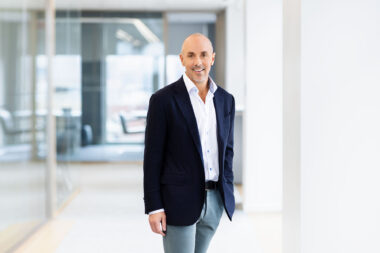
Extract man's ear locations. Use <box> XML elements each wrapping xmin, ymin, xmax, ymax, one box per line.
<box><xmin>211</xmin><ymin>52</ymin><xmax>216</xmax><ymax>65</ymax></box>
<box><xmin>179</xmin><ymin>54</ymin><xmax>185</xmax><ymax>66</ymax></box>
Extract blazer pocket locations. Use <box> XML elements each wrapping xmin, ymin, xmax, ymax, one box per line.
<box><xmin>224</xmin><ymin>111</ymin><xmax>231</xmax><ymax>118</ymax></box>
<box><xmin>160</xmin><ymin>174</ymin><xmax>186</xmax><ymax>185</ymax></box>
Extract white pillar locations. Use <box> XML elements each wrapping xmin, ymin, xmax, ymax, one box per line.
<box><xmin>243</xmin><ymin>0</ymin><xmax>283</xmax><ymax>212</ymax></box>
<box><xmin>301</xmin><ymin>0</ymin><xmax>380</xmax><ymax>252</ymax></box>
<box><xmin>282</xmin><ymin>0</ymin><xmax>301</xmax><ymax>252</ymax></box>
<box><xmin>45</xmin><ymin>0</ymin><xmax>57</xmax><ymax>218</ymax></box>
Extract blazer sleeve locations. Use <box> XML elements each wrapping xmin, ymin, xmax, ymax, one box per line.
<box><xmin>224</xmin><ymin>95</ymin><xmax>235</xmax><ymax>185</ymax></box>
<box><xmin>143</xmin><ymin>93</ymin><xmax>167</xmax><ymax>214</ymax></box>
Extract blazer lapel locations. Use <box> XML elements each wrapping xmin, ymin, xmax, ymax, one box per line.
<box><xmin>213</xmin><ymin>89</ymin><xmax>226</xmax><ymax>172</ymax></box>
<box><xmin>173</xmin><ymin>78</ymin><xmax>204</xmax><ymax>165</ymax></box>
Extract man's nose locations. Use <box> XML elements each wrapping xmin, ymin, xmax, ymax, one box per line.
<box><xmin>193</xmin><ymin>56</ymin><xmax>202</xmax><ymax>65</ymax></box>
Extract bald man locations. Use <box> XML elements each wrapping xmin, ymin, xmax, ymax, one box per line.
<box><xmin>143</xmin><ymin>33</ymin><xmax>235</xmax><ymax>253</ymax></box>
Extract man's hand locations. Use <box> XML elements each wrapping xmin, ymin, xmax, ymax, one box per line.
<box><xmin>149</xmin><ymin>211</ymin><xmax>167</xmax><ymax>236</ymax></box>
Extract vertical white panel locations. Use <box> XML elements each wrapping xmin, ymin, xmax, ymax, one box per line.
<box><xmin>301</xmin><ymin>0</ymin><xmax>380</xmax><ymax>252</ymax></box>
<box><xmin>244</xmin><ymin>0</ymin><xmax>283</xmax><ymax>212</ymax></box>
<box><xmin>283</xmin><ymin>0</ymin><xmax>301</xmax><ymax>252</ymax></box>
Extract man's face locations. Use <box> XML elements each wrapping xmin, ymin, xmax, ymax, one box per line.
<box><xmin>180</xmin><ymin>35</ymin><xmax>215</xmax><ymax>86</ymax></box>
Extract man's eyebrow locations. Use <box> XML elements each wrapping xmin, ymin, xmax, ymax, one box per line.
<box><xmin>186</xmin><ymin>51</ymin><xmax>209</xmax><ymax>55</ymax></box>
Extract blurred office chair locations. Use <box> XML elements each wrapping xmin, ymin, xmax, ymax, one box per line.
<box><xmin>0</xmin><ymin>109</ymin><xmax>24</xmax><ymax>135</ymax></box>
<box><xmin>0</xmin><ymin>108</ymin><xmax>44</xmax><ymax>145</ymax></box>
<box><xmin>81</xmin><ymin>124</ymin><xmax>93</xmax><ymax>146</ymax></box>
<box><xmin>0</xmin><ymin>108</ymin><xmax>44</xmax><ymax>135</ymax></box>
<box><xmin>119</xmin><ymin>113</ymin><xmax>145</xmax><ymax>134</ymax></box>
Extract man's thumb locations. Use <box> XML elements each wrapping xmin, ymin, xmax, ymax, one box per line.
<box><xmin>162</xmin><ymin>215</ymin><xmax>167</xmax><ymax>232</ymax></box>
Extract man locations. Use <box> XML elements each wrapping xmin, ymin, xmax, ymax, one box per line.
<box><xmin>143</xmin><ymin>33</ymin><xmax>235</xmax><ymax>253</ymax></box>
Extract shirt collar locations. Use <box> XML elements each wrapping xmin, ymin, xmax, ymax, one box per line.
<box><xmin>183</xmin><ymin>73</ymin><xmax>218</xmax><ymax>95</ymax></box>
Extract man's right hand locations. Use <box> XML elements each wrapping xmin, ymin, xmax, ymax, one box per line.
<box><xmin>149</xmin><ymin>211</ymin><xmax>167</xmax><ymax>236</ymax></box>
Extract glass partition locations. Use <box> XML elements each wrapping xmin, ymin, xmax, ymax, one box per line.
<box><xmin>51</xmin><ymin>12</ymin><xmax>164</xmax><ymax>163</ymax></box>
<box><xmin>0</xmin><ymin>6</ymin><xmax>47</xmax><ymax>252</ymax></box>
<box><xmin>54</xmin><ymin>9</ymin><xmax>82</xmax><ymax>207</ymax></box>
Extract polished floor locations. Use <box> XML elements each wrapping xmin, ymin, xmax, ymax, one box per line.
<box><xmin>12</xmin><ymin>163</ymin><xmax>281</xmax><ymax>253</ymax></box>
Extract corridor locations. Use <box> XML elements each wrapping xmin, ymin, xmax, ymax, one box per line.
<box><xmin>15</xmin><ymin>163</ymin><xmax>276</xmax><ymax>253</ymax></box>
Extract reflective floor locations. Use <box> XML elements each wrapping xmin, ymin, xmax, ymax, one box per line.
<box><xmin>12</xmin><ymin>163</ymin><xmax>281</xmax><ymax>253</ymax></box>
<box><xmin>0</xmin><ymin>162</ymin><xmax>46</xmax><ymax>253</ymax></box>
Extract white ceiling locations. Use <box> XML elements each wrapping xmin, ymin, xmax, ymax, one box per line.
<box><xmin>0</xmin><ymin>0</ymin><xmax>233</xmax><ymax>11</ymax></box>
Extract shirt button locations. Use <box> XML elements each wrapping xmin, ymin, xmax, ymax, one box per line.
<box><xmin>207</xmin><ymin>150</ymin><xmax>209</xmax><ymax>153</ymax></box>
<box><xmin>209</xmin><ymin>168</ymin><xmax>212</xmax><ymax>171</ymax></box>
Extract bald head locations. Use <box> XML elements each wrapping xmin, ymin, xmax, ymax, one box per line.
<box><xmin>181</xmin><ymin>33</ymin><xmax>214</xmax><ymax>55</ymax></box>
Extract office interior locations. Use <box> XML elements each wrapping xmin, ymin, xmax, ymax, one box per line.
<box><xmin>1</xmin><ymin>0</ymin><xmax>380</xmax><ymax>253</ymax></box>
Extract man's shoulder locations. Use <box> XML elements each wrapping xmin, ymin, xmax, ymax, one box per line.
<box><xmin>215</xmin><ymin>85</ymin><xmax>235</xmax><ymax>102</ymax></box>
<box><xmin>152</xmin><ymin>78</ymin><xmax>182</xmax><ymax>98</ymax></box>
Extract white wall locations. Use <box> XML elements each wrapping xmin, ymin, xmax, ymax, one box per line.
<box><xmin>301</xmin><ymin>0</ymin><xmax>380</xmax><ymax>252</ymax></box>
<box><xmin>244</xmin><ymin>0</ymin><xmax>283</xmax><ymax>212</ymax></box>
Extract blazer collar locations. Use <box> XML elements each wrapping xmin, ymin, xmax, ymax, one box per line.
<box><xmin>172</xmin><ymin>76</ymin><xmax>227</xmax><ymax>170</ymax></box>
<box><xmin>173</xmin><ymin>77</ymin><xmax>204</xmax><ymax>164</ymax></box>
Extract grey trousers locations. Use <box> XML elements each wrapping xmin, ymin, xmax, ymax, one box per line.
<box><xmin>163</xmin><ymin>189</ymin><xmax>224</xmax><ymax>253</ymax></box>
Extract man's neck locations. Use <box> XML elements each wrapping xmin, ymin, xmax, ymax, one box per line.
<box><xmin>194</xmin><ymin>80</ymin><xmax>209</xmax><ymax>94</ymax></box>
<box><xmin>195</xmin><ymin>80</ymin><xmax>209</xmax><ymax>103</ymax></box>
<box><xmin>185</xmin><ymin>72</ymin><xmax>209</xmax><ymax>92</ymax></box>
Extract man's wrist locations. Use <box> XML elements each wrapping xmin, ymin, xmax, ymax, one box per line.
<box><xmin>149</xmin><ymin>209</ymin><xmax>165</xmax><ymax>215</ymax></box>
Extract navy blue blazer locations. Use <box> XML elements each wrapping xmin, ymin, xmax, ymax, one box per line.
<box><xmin>143</xmin><ymin>76</ymin><xmax>235</xmax><ymax>226</ymax></box>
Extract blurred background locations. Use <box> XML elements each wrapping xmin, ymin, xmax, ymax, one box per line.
<box><xmin>1</xmin><ymin>0</ymin><xmax>379</xmax><ymax>253</ymax></box>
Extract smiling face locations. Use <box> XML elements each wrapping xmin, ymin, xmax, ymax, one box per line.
<box><xmin>179</xmin><ymin>34</ymin><xmax>215</xmax><ymax>86</ymax></box>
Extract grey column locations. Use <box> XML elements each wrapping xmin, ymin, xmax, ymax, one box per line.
<box><xmin>81</xmin><ymin>23</ymin><xmax>105</xmax><ymax>145</ymax></box>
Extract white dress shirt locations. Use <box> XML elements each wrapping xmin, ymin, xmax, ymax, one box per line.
<box><xmin>149</xmin><ymin>74</ymin><xmax>219</xmax><ymax>215</ymax></box>
<box><xmin>183</xmin><ymin>73</ymin><xmax>219</xmax><ymax>182</ymax></box>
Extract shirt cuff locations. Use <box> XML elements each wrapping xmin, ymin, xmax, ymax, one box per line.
<box><xmin>149</xmin><ymin>209</ymin><xmax>165</xmax><ymax>215</ymax></box>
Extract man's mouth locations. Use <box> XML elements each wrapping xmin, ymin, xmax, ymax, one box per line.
<box><xmin>192</xmin><ymin>68</ymin><xmax>205</xmax><ymax>73</ymax></box>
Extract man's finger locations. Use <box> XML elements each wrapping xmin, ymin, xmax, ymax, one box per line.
<box><xmin>155</xmin><ymin>222</ymin><xmax>166</xmax><ymax>236</ymax></box>
<box><xmin>161</xmin><ymin>215</ymin><xmax>167</xmax><ymax>233</ymax></box>
<box><xmin>154</xmin><ymin>222</ymin><xmax>161</xmax><ymax>233</ymax></box>
<box><xmin>150</xmin><ymin>220</ymin><xmax>158</xmax><ymax>233</ymax></box>
<box><xmin>149</xmin><ymin>220</ymin><xmax>156</xmax><ymax>232</ymax></box>
<box><xmin>150</xmin><ymin>218</ymin><xmax>165</xmax><ymax>236</ymax></box>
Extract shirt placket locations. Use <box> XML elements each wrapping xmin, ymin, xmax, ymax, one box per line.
<box><xmin>204</xmin><ymin>93</ymin><xmax>214</xmax><ymax>179</ymax></box>
<box><xmin>194</xmin><ymin>91</ymin><xmax>208</xmax><ymax>176</ymax></box>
